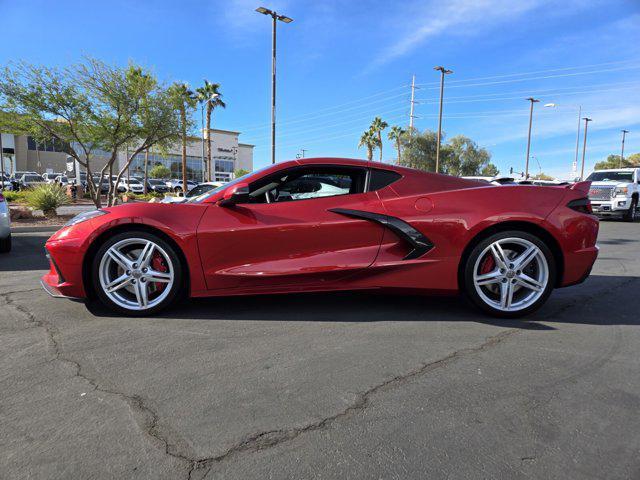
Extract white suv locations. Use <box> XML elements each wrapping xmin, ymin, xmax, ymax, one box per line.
<box><xmin>586</xmin><ymin>168</ymin><xmax>640</xmax><ymax>221</ymax></box>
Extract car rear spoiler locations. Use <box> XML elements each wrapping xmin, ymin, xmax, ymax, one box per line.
<box><xmin>568</xmin><ymin>180</ymin><xmax>591</xmax><ymax>194</ymax></box>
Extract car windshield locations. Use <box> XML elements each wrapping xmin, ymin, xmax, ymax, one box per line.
<box><xmin>149</xmin><ymin>179</ymin><xmax>164</xmax><ymax>185</ymax></box>
<box><xmin>586</xmin><ymin>171</ymin><xmax>633</xmax><ymax>182</ymax></box>
<box><xmin>128</xmin><ymin>178</ymin><xmax>142</xmax><ymax>184</ymax></box>
<box><xmin>188</xmin><ymin>167</ymin><xmax>267</xmax><ymax>203</ymax></box>
<box><xmin>24</xmin><ymin>175</ymin><xmax>42</xmax><ymax>182</ymax></box>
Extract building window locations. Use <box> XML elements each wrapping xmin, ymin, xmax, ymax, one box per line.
<box><xmin>27</xmin><ymin>136</ymin><xmax>68</xmax><ymax>153</ymax></box>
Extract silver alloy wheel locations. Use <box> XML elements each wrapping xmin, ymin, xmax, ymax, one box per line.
<box><xmin>98</xmin><ymin>238</ymin><xmax>174</xmax><ymax>311</ymax></box>
<box><xmin>472</xmin><ymin>237</ymin><xmax>549</xmax><ymax>312</ymax></box>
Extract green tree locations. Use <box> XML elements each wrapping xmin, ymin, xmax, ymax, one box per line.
<box><xmin>531</xmin><ymin>172</ymin><xmax>554</xmax><ymax>181</ymax></box>
<box><xmin>0</xmin><ymin>59</ymin><xmax>181</xmax><ymax>207</ymax></box>
<box><xmin>594</xmin><ymin>153</ymin><xmax>640</xmax><ymax>170</ymax></box>
<box><xmin>480</xmin><ymin>163</ymin><xmax>499</xmax><ymax>177</ymax></box>
<box><xmin>169</xmin><ymin>83</ymin><xmax>197</xmax><ymax>192</ymax></box>
<box><xmin>369</xmin><ymin>117</ymin><xmax>388</xmax><ymax>161</ymax></box>
<box><xmin>196</xmin><ymin>80</ymin><xmax>225</xmax><ymax>182</ymax></box>
<box><xmin>398</xmin><ymin>129</ymin><xmax>440</xmax><ymax>171</ymax></box>
<box><xmin>446</xmin><ymin>135</ymin><xmax>492</xmax><ymax>176</ymax></box>
<box><xmin>149</xmin><ymin>164</ymin><xmax>171</xmax><ymax>179</ymax></box>
<box><xmin>358</xmin><ymin>129</ymin><xmax>380</xmax><ymax>161</ymax></box>
<box><xmin>387</xmin><ymin>126</ymin><xmax>406</xmax><ymax>164</ymax></box>
<box><xmin>234</xmin><ymin>168</ymin><xmax>250</xmax><ymax>178</ymax></box>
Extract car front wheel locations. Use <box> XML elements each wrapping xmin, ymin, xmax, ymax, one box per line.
<box><xmin>92</xmin><ymin>231</ymin><xmax>183</xmax><ymax>316</ymax></box>
<box><xmin>463</xmin><ymin>231</ymin><xmax>556</xmax><ymax>318</ymax></box>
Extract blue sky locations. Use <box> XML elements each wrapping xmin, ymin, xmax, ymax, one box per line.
<box><xmin>1</xmin><ymin>0</ymin><xmax>639</xmax><ymax>178</ymax></box>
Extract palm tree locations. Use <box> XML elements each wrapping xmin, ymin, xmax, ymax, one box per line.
<box><xmin>358</xmin><ymin>129</ymin><xmax>380</xmax><ymax>161</ymax></box>
<box><xmin>369</xmin><ymin>117</ymin><xmax>388</xmax><ymax>161</ymax></box>
<box><xmin>387</xmin><ymin>126</ymin><xmax>406</xmax><ymax>164</ymax></box>
<box><xmin>169</xmin><ymin>83</ymin><xmax>197</xmax><ymax>193</ymax></box>
<box><xmin>196</xmin><ymin>81</ymin><xmax>226</xmax><ymax>182</ymax></box>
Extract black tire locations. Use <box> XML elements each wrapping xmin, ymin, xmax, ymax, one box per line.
<box><xmin>91</xmin><ymin>230</ymin><xmax>183</xmax><ymax>316</ymax></box>
<box><xmin>462</xmin><ymin>230</ymin><xmax>556</xmax><ymax>319</ymax></box>
<box><xmin>622</xmin><ymin>198</ymin><xmax>637</xmax><ymax>222</ymax></box>
<box><xmin>0</xmin><ymin>234</ymin><xmax>11</xmax><ymax>253</ymax></box>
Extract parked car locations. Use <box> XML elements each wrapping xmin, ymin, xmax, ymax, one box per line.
<box><xmin>42</xmin><ymin>158</ymin><xmax>598</xmax><ymax>318</ymax></box>
<box><xmin>42</xmin><ymin>172</ymin><xmax>64</xmax><ymax>183</ymax></box>
<box><xmin>586</xmin><ymin>168</ymin><xmax>639</xmax><ymax>221</ymax></box>
<box><xmin>54</xmin><ymin>175</ymin><xmax>69</xmax><ymax>186</ymax></box>
<box><xmin>11</xmin><ymin>171</ymin><xmax>38</xmax><ymax>190</ymax></box>
<box><xmin>165</xmin><ymin>179</ymin><xmax>198</xmax><ymax>194</ymax></box>
<box><xmin>0</xmin><ymin>191</ymin><xmax>11</xmax><ymax>253</ymax></box>
<box><xmin>147</xmin><ymin>179</ymin><xmax>169</xmax><ymax>194</ymax></box>
<box><xmin>116</xmin><ymin>177</ymin><xmax>145</xmax><ymax>194</ymax></box>
<box><xmin>20</xmin><ymin>174</ymin><xmax>47</xmax><ymax>189</ymax></box>
<box><xmin>1</xmin><ymin>174</ymin><xmax>13</xmax><ymax>191</ymax></box>
<box><xmin>161</xmin><ymin>182</ymin><xmax>224</xmax><ymax>203</ymax></box>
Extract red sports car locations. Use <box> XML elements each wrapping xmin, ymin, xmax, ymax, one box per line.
<box><xmin>42</xmin><ymin>158</ymin><xmax>598</xmax><ymax>318</ymax></box>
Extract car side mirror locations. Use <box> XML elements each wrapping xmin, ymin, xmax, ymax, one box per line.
<box><xmin>219</xmin><ymin>182</ymin><xmax>250</xmax><ymax>207</ymax></box>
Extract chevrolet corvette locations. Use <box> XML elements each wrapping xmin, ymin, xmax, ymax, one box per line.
<box><xmin>41</xmin><ymin>158</ymin><xmax>598</xmax><ymax>318</ymax></box>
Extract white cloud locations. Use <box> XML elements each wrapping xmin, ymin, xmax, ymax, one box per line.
<box><xmin>367</xmin><ymin>0</ymin><xmax>551</xmax><ymax>71</ymax></box>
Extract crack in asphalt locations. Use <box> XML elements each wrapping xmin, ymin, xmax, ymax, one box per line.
<box><xmin>3</xmin><ymin>275</ymin><xmax>637</xmax><ymax>480</ymax></box>
<box><xmin>0</xmin><ymin>291</ymin><xmax>195</xmax><ymax>476</ymax></box>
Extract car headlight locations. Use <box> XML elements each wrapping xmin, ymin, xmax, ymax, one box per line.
<box><xmin>64</xmin><ymin>209</ymin><xmax>108</xmax><ymax>227</ymax></box>
<box><xmin>614</xmin><ymin>187</ymin><xmax>628</xmax><ymax>196</ymax></box>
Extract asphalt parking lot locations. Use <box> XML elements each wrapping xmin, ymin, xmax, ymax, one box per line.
<box><xmin>1</xmin><ymin>220</ymin><xmax>639</xmax><ymax>480</ymax></box>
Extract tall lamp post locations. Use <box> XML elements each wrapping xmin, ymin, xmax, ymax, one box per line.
<box><xmin>545</xmin><ymin>102</ymin><xmax>581</xmax><ymax>178</ymax></box>
<box><xmin>524</xmin><ymin>97</ymin><xmax>540</xmax><ymax>179</ymax></box>
<box><xmin>580</xmin><ymin>117</ymin><xmax>592</xmax><ymax>180</ymax></box>
<box><xmin>433</xmin><ymin>66</ymin><xmax>452</xmax><ymax>173</ymax></box>
<box><xmin>620</xmin><ymin>129</ymin><xmax>629</xmax><ymax>168</ymax></box>
<box><xmin>256</xmin><ymin>6</ymin><xmax>293</xmax><ymax>165</ymax></box>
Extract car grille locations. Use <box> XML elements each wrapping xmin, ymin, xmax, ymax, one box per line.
<box><xmin>588</xmin><ymin>186</ymin><xmax>614</xmax><ymax>201</ymax></box>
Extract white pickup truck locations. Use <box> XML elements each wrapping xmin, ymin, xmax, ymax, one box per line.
<box><xmin>586</xmin><ymin>168</ymin><xmax>640</xmax><ymax>221</ymax></box>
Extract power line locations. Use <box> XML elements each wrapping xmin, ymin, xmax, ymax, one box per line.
<box><xmin>415</xmin><ymin>64</ymin><xmax>640</xmax><ymax>89</ymax></box>
<box><xmin>416</xmin><ymin>59</ymin><xmax>640</xmax><ymax>87</ymax></box>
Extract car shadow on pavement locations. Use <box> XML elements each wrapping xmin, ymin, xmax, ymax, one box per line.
<box><xmin>0</xmin><ymin>234</ymin><xmax>50</xmax><ymax>272</ymax></box>
<box><xmin>86</xmin><ymin>289</ymin><xmax>557</xmax><ymax>330</ymax></box>
<box><xmin>84</xmin><ymin>274</ymin><xmax>640</xmax><ymax>330</ymax></box>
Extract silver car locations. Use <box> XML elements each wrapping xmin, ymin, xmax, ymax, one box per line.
<box><xmin>0</xmin><ymin>191</ymin><xmax>11</xmax><ymax>253</ymax></box>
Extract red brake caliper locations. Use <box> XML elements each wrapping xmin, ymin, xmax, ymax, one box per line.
<box><xmin>151</xmin><ymin>253</ymin><xmax>168</xmax><ymax>293</ymax></box>
<box><xmin>480</xmin><ymin>254</ymin><xmax>495</xmax><ymax>275</ymax></box>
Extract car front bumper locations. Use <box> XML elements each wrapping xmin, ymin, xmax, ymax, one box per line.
<box><xmin>590</xmin><ymin>199</ymin><xmax>630</xmax><ymax>215</ymax></box>
<box><xmin>41</xmin><ymin>237</ymin><xmax>88</xmax><ymax>299</ymax></box>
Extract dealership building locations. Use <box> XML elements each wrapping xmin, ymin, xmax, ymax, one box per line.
<box><xmin>0</xmin><ymin>129</ymin><xmax>254</xmax><ymax>182</ymax></box>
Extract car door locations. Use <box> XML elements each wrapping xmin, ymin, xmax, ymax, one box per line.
<box><xmin>197</xmin><ymin>165</ymin><xmax>386</xmax><ymax>291</ymax></box>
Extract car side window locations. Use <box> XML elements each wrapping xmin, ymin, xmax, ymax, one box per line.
<box><xmin>369</xmin><ymin>169</ymin><xmax>402</xmax><ymax>191</ymax></box>
<box><xmin>247</xmin><ymin>167</ymin><xmax>366</xmax><ymax>204</ymax></box>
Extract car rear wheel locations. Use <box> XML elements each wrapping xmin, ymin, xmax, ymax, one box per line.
<box><xmin>92</xmin><ymin>231</ymin><xmax>182</xmax><ymax>316</ymax></box>
<box><xmin>463</xmin><ymin>231</ymin><xmax>556</xmax><ymax>318</ymax></box>
<box><xmin>0</xmin><ymin>234</ymin><xmax>11</xmax><ymax>253</ymax></box>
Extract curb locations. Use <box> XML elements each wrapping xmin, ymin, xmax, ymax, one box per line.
<box><xmin>11</xmin><ymin>225</ymin><xmax>62</xmax><ymax>233</ymax></box>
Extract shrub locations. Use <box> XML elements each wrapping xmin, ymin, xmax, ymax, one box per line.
<box><xmin>149</xmin><ymin>165</ymin><xmax>171</xmax><ymax>179</ymax></box>
<box><xmin>25</xmin><ymin>184</ymin><xmax>70</xmax><ymax>217</ymax></box>
<box><xmin>1</xmin><ymin>190</ymin><xmax>28</xmax><ymax>203</ymax></box>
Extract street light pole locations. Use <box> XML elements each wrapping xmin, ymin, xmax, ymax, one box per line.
<box><xmin>434</xmin><ymin>66</ymin><xmax>452</xmax><ymax>174</ymax></box>
<box><xmin>525</xmin><ymin>97</ymin><xmax>540</xmax><ymax>179</ymax></box>
<box><xmin>200</xmin><ymin>103</ymin><xmax>206</xmax><ymax>182</ymax></box>
<box><xmin>620</xmin><ymin>129</ymin><xmax>629</xmax><ymax>168</ymax></box>
<box><xmin>544</xmin><ymin>102</ymin><xmax>582</xmax><ymax>178</ymax></box>
<box><xmin>256</xmin><ymin>7</ymin><xmax>293</xmax><ymax>165</ymax></box>
<box><xmin>580</xmin><ymin>117</ymin><xmax>592</xmax><ymax>181</ymax></box>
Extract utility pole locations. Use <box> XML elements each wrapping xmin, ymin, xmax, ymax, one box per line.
<box><xmin>409</xmin><ymin>74</ymin><xmax>418</xmax><ymax>133</ymax></box>
<box><xmin>0</xmin><ymin>132</ymin><xmax>4</xmax><ymax>185</ymax></box>
<box><xmin>256</xmin><ymin>7</ymin><xmax>293</xmax><ymax>164</ymax></box>
<box><xmin>620</xmin><ymin>129</ymin><xmax>629</xmax><ymax>168</ymax></box>
<box><xmin>434</xmin><ymin>66</ymin><xmax>452</xmax><ymax>173</ymax></box>
<box><xmin>580</xmin><ymin>117</ymin><xmax>592</xmax><ymax>180</ymax></box>
<box><xmin>525</xmin><ymin>97</ymin><xmax>540</xmax><ymax>179</ymax></box>
<box><xmin>200</xmin><ymin>103</ymin><xmax>206</xmax><ymax>182</ymax></box>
